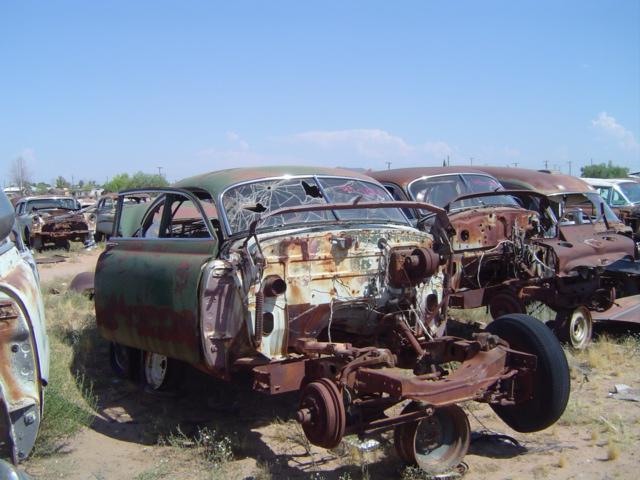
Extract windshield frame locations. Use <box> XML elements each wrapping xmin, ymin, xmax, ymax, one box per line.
<box><xmin>406</xmin><ymin>172</ymin><xmax>519</xmax><ymax>215</ymax></box>
<box><xmin>218</xmin><ymin>175</ymin><xmax>410</xmax><ymax>237</ymax></box>
<box><xmin>547</xmin><ymin>191</ymin><xmax>622</xmax><ymax>225</ymax></box>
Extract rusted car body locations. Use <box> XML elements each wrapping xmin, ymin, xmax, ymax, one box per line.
<box><xmin>476</xmin><ymin>167</ymin><xmax>640</xmax><ymax>337</ymax></box>
<box><xmin>91</xmin><ymin>193</ymin><xmax>150</xmax><ymax>241</ymax></box>
<box><xmin>0</xmin><ymin>191</ymin><xmax>49</xmax><ymax>463</ymax></box>
<box><xmin>14</xmin><ymin>195</ymin><xmax>95</xmax><ymax>251</ymax></box>
<box><xmin>371</xmin><ymin>167</ymin><xmax>639</xmax><ymax>348</ymax></box>
<box><xmin>95</xmin><ymin>166</ymin><xmax>569</xmax><ymax>473</ymax></box>
<box><xmin>582</xmin><ymin>177</ymin><xmax>640</xmax><ymax>237</ymax></box>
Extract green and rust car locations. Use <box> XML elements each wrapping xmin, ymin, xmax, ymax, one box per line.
<box><xmin>94</xmin><ymin>166</ymin><xmax>569</xmax><ymax>474</ymax></box>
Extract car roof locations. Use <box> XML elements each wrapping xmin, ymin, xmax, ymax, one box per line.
<box><xmin>173</xmin><ymin>165</ymin><xmax>379</xmax><ymax>198</ymax></box>
<box><xmin>17</xmin><ymin>195</ymin><xmax>77</xmax><ymax>202</ymax></box>
<box><xmin>369</xmin><ymin>166</ymin><xmax>496</xmax><ymax>189</ymax></box>
<box><xmin>582</xmin><ymin>178</ymin><xmax>638</xmax><ymax>187</ymax></box>
<box><xmin>468</xmin><ymin>167</ymin><xmax>595</xmax><ymax>195</ymax></box>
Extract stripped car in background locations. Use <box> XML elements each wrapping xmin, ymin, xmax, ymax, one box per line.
<box><xmin>476</xmin><ymin>167</ymin><xmax>640</xmax><ymax>344</ymax></box>
<box><xmin>91</xmin><ymin>192</ymin><xmax>150</xmax><ymax>241</ymax></box>
<box><xmin>95</xmin><ymin>166</ymin><xmax>569</xmax><ymax>474</ymax></box>
<box><xmin>14</xmin><ymin>195</ymin><xmax>95</xmax><ymax>251</ymax></box>
<box><xmin>582</xmin><ymin>177</ymin><xmax>640</xmax><ymax>238</ymax></box>
<box><xmin>0</xmin><ymin>190</ymin><xmax>49</xmax><ymax>463</ymax></box>
<box><xmin>371</xmin><ymin>167</ymin><xmax>639</xmax><ymax>349</ymax></box>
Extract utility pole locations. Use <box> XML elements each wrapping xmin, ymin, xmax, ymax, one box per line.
<box><xmin>470</xmin><ymin>157</ymin><xmax>474</xmax><ymax>165</ymax></box>
<box><xmin>447</xmin><ymin>155</ymin><xmax>450</xmax><ymax>166</ymax></box>
<box><xmin>567</xmin><ymin>160</ymin><xmax>572</xmax><ymax>176</ymax></box>
<box><xmin>544</xmin><ymin>159</ymin><xmax>549</xmax><ymax>170</ymax></box>
<box><xmin>385</xmin><ymin>161</ymin><xmax>391</xmax><ymax>170</ymax></box>
<box><xmin>513</xmin><ymin>161</ymin><xmax>519</xmax><ymax>168</ymax></box>
<box><xmin>157</xmin><ymin>166</ymin><xmax>164</xmax><ymax>178</ymax></box>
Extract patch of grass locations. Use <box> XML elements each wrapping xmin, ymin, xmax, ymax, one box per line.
<box><xmin>449</xmin><ymin>307</ymin><xmax>489</xmax><ymax>325</ymax></box>
<box><xmin>606</xmin><ymin>438</ymin><xmax>620</xmax><ymax>461</ymax></box>
<box><xmin>558</xmin><ymin>397</ymin><xmax>597</xmax><ymax>426</ymax></box>
<box><xmin>133</xmin><ymin>463</ymin><xmax>171</xmax><ymax>480</ymax></box>
<box><xmin>160</xmin><ymin>426</ymin><xmax>234</xmax><ymax>467</ymax></box>
<box><xmin>253</xmin><ymin>460</ymin><xmax>272</xmax><ymax>480</ymax></box>
<box><xmin>272</xmin><ymin>418</ymin><xmax>312</xmax><ymax>455</ymax></box>
<box><xmin>33</xmin><ymin>286</ymin><xmax>98</xmax><ymax>456</ymax></box>
<box><xmin>574</xmin><ymin>334</ymin><xmax>638</xmax><ymax>373</ymax></box>
<box><xmin>556</xmin><ymin>454</ymin><xmax>567</xmax><ymax>468</ymax></box>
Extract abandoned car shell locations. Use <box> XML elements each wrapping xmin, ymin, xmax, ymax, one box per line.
<box><xmin>371</xmin><ymin>167</ymin><xmax>639</xmax><ymax>349</ymax></box>
<box><xmin>0</xmin><ymin>191</ymin><xmax>49</xmax><ymax>463</ymax></box>
<box><xmin>94</xmin><ymin>166</ymin><xmax>569</xmax><ymax>473</ymax></box>
<box><xmin>14</xmin><ymin>195</ymin><xmax>94</xmax><ymax>251</ymax></box>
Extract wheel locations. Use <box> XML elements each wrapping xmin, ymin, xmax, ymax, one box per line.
<box><xmin>489</xmin><ymin>292</ymin><xmax>525</xmax><ymax>319</ymax></box>
<box><xmin>486</xmin><ymin>314</ymin><xmax>570</xmax><ymax>432</ymax></box>
<box><xmin>142</xmin><ymin>351</ymin><xmax>183</xmax><ymax>391</ymax></box>
<box><xmin>94</xmin><ymin>231</ymin><xmax>104</xmax><ymax>242</ymax></box>
<box><xmin>31</xmin><ymin>235</ymin><xmax>43</xmax><ymax>252</ymax></box>
<box><xmin>54</xmin><ymin>239</ymin><xmax>70</xmax><ymax>251</ymax></box>
<box><xmin>394</xmin><ymin>403</ymin><xmax>470</xmax><ymax>474</ymax></box>
<box><xmin>555</xmin><ymin>306</ymin><xmax>592</xmax><ymax>349</ymax></box>
<box><xmin>109</xmin><ymin>342</ymin><xmax>141</xmax><ymax>381</ymax></box>
<box><xmin>298</xmin><ymin>379</ymin><xmax>346</xmax><ymax>449</ymax></box>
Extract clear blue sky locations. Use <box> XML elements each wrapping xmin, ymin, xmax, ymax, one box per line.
<box><xmin>1</xmin><ymin>1</ymin><xmax>639</xmax><ymax>185</ymax></box>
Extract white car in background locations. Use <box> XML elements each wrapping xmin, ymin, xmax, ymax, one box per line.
<box><xmin>582</xmin><ymin>178</ymin><xmax>640</xmax><ymax>236</ymax></box>
<box><xmin>0</xmin><ymin>190</ymin><xmax>49</xmax><ymax>464</ymax></box>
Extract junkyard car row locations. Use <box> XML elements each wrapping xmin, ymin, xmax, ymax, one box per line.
<box><xmin>2</xmin><ymin>165</ymin><xmax>640</xmax><ymax>475</ymax></box>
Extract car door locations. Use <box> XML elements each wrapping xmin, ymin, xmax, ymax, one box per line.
<box><xmin>96</xmin><ymin>198</ymin><xmax>115</xmax><ymax>235</ymax></box>
<box><xmin>95</xmin><ymin>188</ymin><xmax>218</xmax><ymax>364</ymax></box>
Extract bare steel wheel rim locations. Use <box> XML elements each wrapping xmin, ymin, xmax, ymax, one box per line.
<box><xmin>410</xmin><ymin>406</ymin><xmax>470</xmax><ymax>474</ymax></box>
<box><xmin>569</xmin><ymin>307</ymin><xmax>592</xmax><ymax>349</ymax></box>
<box><xmin>144</xmin><ymin>352</ymin><xmax>169</xmax><ymax>390</ymax></box>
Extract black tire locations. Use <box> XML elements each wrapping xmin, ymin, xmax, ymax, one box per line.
<box><xmin>31</xmin><ymin>235</ymin><xmax>43</xmax><ymax>252</ymax></box>
<box><xmin>109</xmin><ymin>342</ymin><xmax>142</xmax><ymax>381</ymax></box>
<box><xmin>54</xmin><ymin>239</ymin><xmax>71</xmax><ymax>251</ymax></box>
<box><xmin>94</xmin><ymin>231</ymin><xmax>104</xmax><ymax>242</ymax></box>
<box><xmin>141</xmin><ymin>351</ymin><xmax>184</xmax><ymax>391</ymax></box>
<box><xmin>486</xmin><ymin>314</ymin><xmax>570</xmax><ymax>433</ymax></box>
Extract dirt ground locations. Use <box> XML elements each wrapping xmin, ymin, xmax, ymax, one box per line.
<box><xmin>22</xmin><ymin>248</ymin><xmax>640</xmax><ymax>480</ymax></box>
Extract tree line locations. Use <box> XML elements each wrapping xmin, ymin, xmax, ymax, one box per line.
<box><xmin>7</xmin><ymin>156</ymin><xmax>168</xmax><ymax>195</ymax></box>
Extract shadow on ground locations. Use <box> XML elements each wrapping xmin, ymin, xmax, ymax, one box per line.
<box><xmin>63</xmin><ymin>317</ymin><xmax>594</xmax><ymax>478</ymax></box>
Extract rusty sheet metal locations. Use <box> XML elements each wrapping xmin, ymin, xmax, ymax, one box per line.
<box><xmin>449</xmin><ymin>207</ymin><xmax>536</xmax><ymax>252</ymax></box>
<box><xmin>470</xmin><ymin>167</ymin><xmax>596</xmax><ymax>195</ymax></box>
<box><xmin>69</xmin><ymin>271</ymin><xmax>95</xmax><ymax>297</ymax></box>
<box><xmin>0</xmin><ymin>242</ymin><xmax>48</xmax><ymax>462</ymax></box>
<box><xmin>95</xmin><ymin>238</ymin><xmax>215</xmax><ymax>365</ymax></box>
<box><xmin>252</xmin><ymin>225</ymin><xmax>437</xmax><ymax>358</ymax></box>
<box><xmin>534</xmin><ymin>226</ymin><xmax>636</xmax><ymax>274</ymax></box>
<box><xmin>592</xmin><ymin>294</ymin><xmax>640</xmax><ymax>324</ymax></box>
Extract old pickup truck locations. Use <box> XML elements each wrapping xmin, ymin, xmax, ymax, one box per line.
<box><xmin>94</xmin><ymin>166</ymin><xmax>569</xmax><ymax>474</ymax></box>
